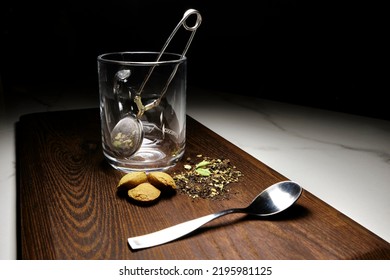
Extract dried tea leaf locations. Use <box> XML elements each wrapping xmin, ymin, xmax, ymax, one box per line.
<box><xmin>184</xmin><ymin>164</ymin><xmax>192</xmax><ymax>170</ymax></box>
<box><xmin>196</xmin><ymin>168</ymin><xmax>211</xmax><ymax>176</ymax></box>
<box><xmin>195</xmin><ymin>160</ymin><xmax>210</xmax><ymax>168</ymax></box>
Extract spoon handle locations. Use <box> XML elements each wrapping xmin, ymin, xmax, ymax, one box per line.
<box><xmin>128</xmin><ymin>208</ymin><xmax>241</xmax><ymax>250</ymax></box>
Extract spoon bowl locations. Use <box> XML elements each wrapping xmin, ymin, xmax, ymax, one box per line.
<box><xmin>245</xmin><ymin>180</ymin><xmax>303</xmax><ymax>216</ymax></box>
<box><xmin>128</xmin><ymin>180</ymin><xmax>303</xmax><ymax>249</ymax></box>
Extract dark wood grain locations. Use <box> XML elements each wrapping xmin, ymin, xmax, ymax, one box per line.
<box><xmin>16</xmin><ymin>108</ymin><xmax>390</xmax><ymax>259</ymax></box>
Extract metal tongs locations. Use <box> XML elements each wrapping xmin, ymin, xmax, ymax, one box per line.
<box><xmin>134</xmin><ymin>8</ymin><xmax>202</xmax><ymax>118</ymax></box>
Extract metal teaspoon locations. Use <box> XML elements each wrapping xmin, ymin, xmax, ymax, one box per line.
<box><xmin>128</xmin><ymin>180</ymin><xmax>303</xmax><ymax>250</ymax></box>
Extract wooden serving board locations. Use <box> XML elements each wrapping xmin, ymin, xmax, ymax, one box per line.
<box><xmin>16</xmin><ymin>108</ymin><xmax>390</xmax><ymax>259</ymax></box>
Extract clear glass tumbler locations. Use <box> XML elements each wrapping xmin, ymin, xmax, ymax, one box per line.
<box><xmin>98</xmin><ymin>52</ymin><xmax>186</xmax><ymax>172</ymax></box>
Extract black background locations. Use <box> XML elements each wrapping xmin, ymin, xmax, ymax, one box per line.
<box><xmin>1</xmin><ymin>1</ymin><xmax>388</xmax><ymax>120</ymax></box>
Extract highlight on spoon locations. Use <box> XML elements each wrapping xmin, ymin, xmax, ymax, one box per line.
<box><xmin>253</xmin><ymin>180</ymin><xmax>303</xmax><ymax>216</ymax></box>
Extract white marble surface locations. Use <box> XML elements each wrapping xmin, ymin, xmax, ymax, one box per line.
<box><xmin>1</xmin><ymin>87</ymin><xmax>389</xmax><ymax>259</ymax></box>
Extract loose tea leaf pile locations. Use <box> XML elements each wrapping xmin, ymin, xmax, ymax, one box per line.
<box><xmin>173</xmin><ymin>155</ymin><xmax>243</xmax><ymax>200</ymax></box>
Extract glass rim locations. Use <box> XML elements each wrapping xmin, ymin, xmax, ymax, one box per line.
<box><xmin>97</xmin><ymin>51</ymin><xmax>187</xmax><ymax>66</ymax></box>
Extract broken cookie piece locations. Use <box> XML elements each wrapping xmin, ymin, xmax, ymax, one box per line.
<box><xmin>147</xmin><ymin>171</ymin><xmax>177</xmax><ymax>193</ymax></box>
<box><xmin>127</xmin><ymin>182</ymin><xmax>161</xmax><ymax>204</ymax></box>
<box><xmin>117</xmin><ymin>171</ymin><xmax>148</xmax><ymax>194</ymax></box>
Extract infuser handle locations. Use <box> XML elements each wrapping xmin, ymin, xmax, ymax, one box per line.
<box><xmin>158</xmin><ymin>8</ymin><xmax>202</xmax><ymax>60</ymax></box>
<box><xmin>138</xmin><ymin>9</ymin><xmax>202</xmax><ymax>95</ymax></box>
<box><xmin>137</xmin><ymin>9</ymin><xmax>202</xmax><ymax>117</ymax></box>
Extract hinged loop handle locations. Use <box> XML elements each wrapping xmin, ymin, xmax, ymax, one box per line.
<box><xmin>157</xmin><ymin>8</ymin><xmax>202</xmax><ymax>61</ymax></box>
<box><xmin>136</xmin><ymin>9</ymin><xmax>202</xmax><ymax>117</ymax></box>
